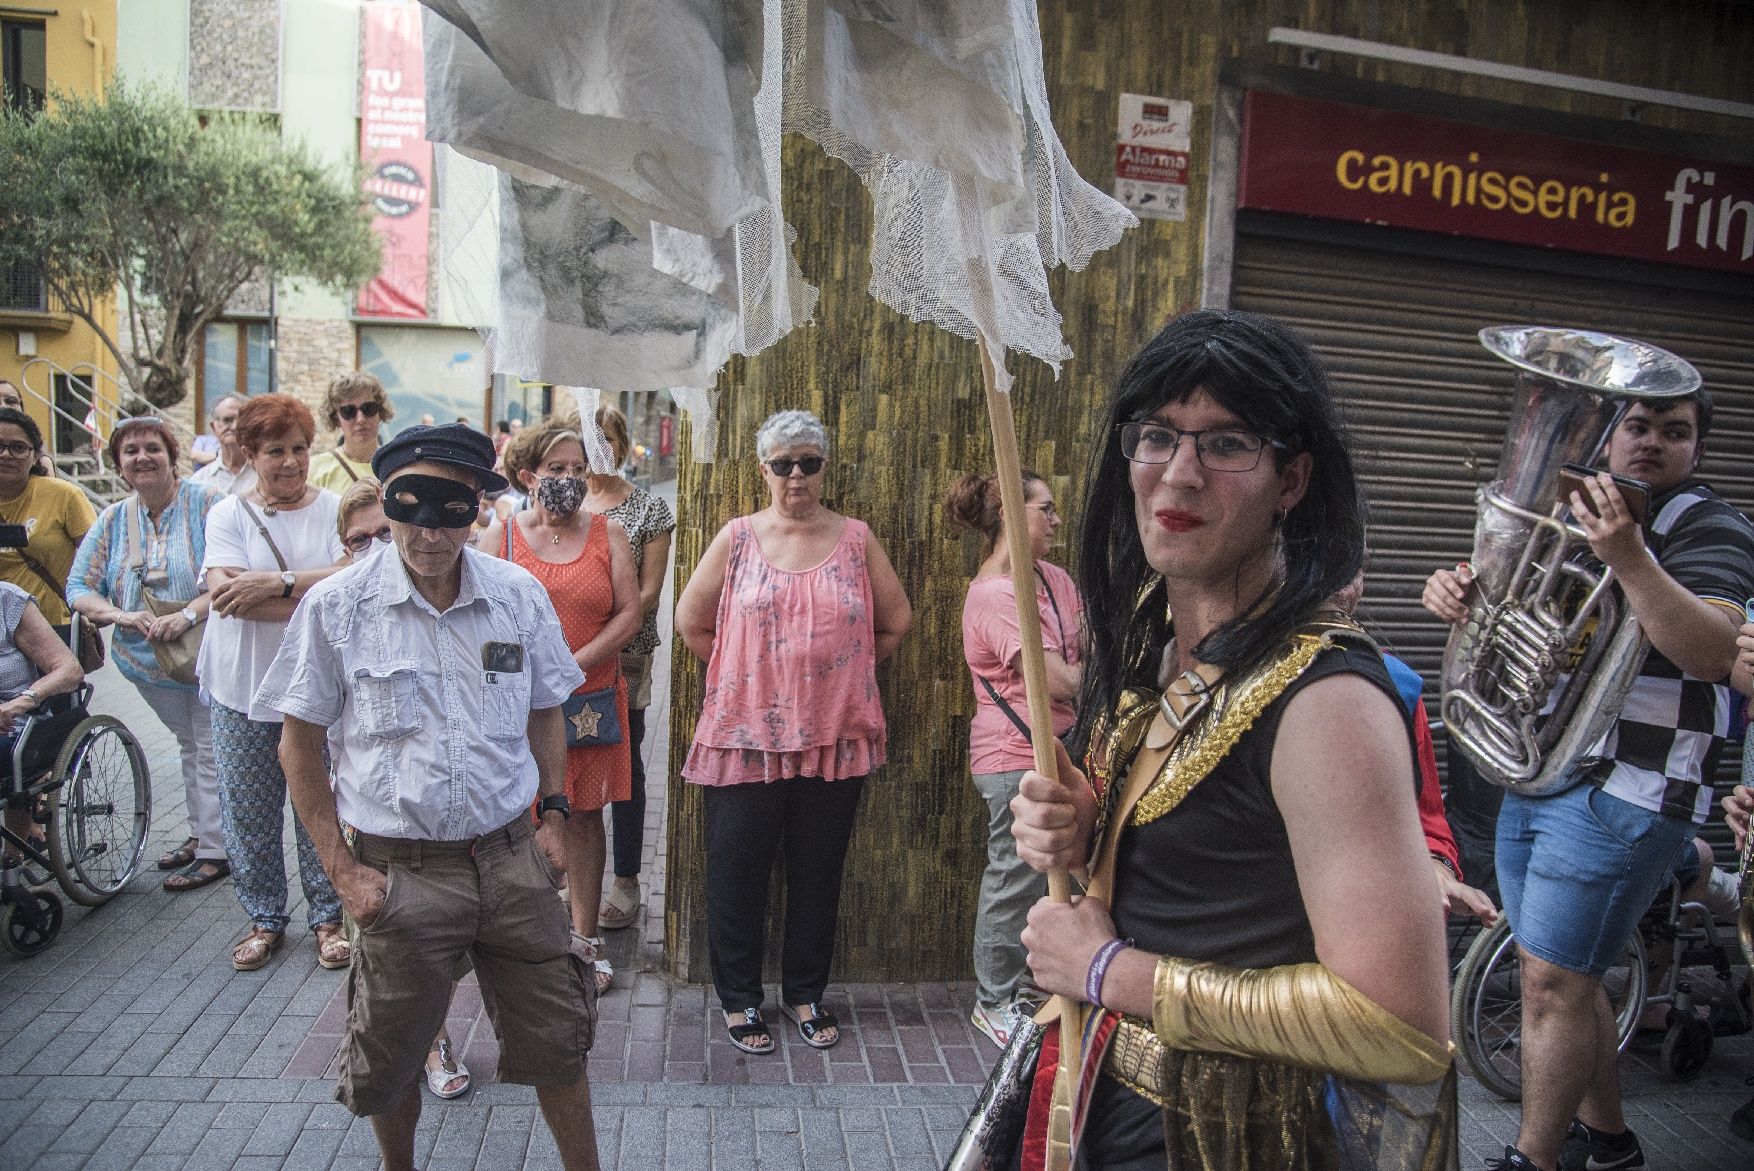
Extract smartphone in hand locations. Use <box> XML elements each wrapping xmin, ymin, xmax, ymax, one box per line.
<box><xmin>1557</xmin><ymin>462</ymin><xmax>1650</xmax><ymax>526</ymax></box>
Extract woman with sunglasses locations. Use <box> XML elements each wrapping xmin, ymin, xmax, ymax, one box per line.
<box><xmin>676</xmin><ymin>409</ymin><xmax>912</xmax><ymax>1056</ymax></box>
<box><xmin>308</xmin><ymin>372</ymin><xmax>394</xmax><ymax>496</ymax></box>
<box><xmin>1008</xmin><ymin>311</ymin><xmax>1453</xmax><ymax>1169</ymax></box>
<box><xmin>69</xmin><ymin>417</ymin><xmax>225</xmax><ymax>890</ymax></box>
<box><xmin>943</xmin><ymin>469</ymin><xmax>1082</xmax><ymax>1049</ymax></box>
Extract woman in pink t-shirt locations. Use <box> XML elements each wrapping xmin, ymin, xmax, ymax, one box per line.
<box><xmin>944</xmin><ymin>469</ymin><xmax>1083</xmax><ymax>1048</ymax></box>
<box><xmin>677</xmin><ymin>409</ymin><xmax>912</xmax><ymax>1057</ymax></box>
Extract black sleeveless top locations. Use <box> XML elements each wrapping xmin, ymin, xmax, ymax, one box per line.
<box><xmin>1107</xmin><ymin>642</ymin><xmax>1411</xmax><ymax>970</ymax></box>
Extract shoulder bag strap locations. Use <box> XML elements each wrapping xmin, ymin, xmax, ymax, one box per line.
<box><xmin>978</xmin><ymin>672</ymin><xmax>1035</xmax><ymax>745</ymax></box>
<box><xmin>331</xmin><ymin>451</ymin><xmax>361</xmax><ymax>483</ymax></box>
<box><xmin>124</xmin><ymin>498</ymin><xmax>146</xmax><ymax>579</ymax></box>
<box><xmin>233</xmin><ymin>498</ymin><xmax>290</xmax><ymax>573</ymax></box>
<box><xmin>14</xmin><ymin>547</ymin><xmax>68</xmax><ymax>608</ymax></box>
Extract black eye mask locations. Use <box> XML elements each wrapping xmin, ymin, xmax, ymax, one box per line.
<box><xmin>383</xmin><ymin>473</ymin><xmax>479</xmax><ymax>529</ymax></box>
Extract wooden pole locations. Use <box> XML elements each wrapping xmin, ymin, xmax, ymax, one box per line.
<box><xmin>976</xmin><ymin>342</ymin><xmax>1082</xmax><ymax>1088</ymax></box>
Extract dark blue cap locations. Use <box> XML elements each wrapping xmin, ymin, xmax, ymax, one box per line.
<box><xmin>371</xmin><ymin>423</ymin><xmax>509</xmax><ymax>493</ymax></box>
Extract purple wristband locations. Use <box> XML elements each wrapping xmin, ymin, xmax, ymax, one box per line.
<box><xmin>1085</xmin><ymin>937</ymin><xmax>1130</xmax><ymax>1007</ymax></box>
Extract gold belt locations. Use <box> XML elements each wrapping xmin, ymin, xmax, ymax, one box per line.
<box><xmin>1102</xmin><ymin>1015</ymin><xmax>1169</xmax><ymax>1106</ymax></box>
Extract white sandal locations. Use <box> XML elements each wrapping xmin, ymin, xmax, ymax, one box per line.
<box><xmin>425</xmin><ymin>1039</ymin><xmax>470</xmax><ymax>1099</ymax></box>
<box><xmin>583</xmin><ymin>935</ymin><xmax>613</xmax><ymax>994</ymax></box>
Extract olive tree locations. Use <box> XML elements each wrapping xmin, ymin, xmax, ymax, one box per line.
<box><xmin>0</xmin><ymin>82</ymin><xmax>379</xmax><ymax>408</ymax></box>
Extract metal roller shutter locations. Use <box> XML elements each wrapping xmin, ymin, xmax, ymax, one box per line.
<box><xmin>1232</xmin><ymin>231</ymin><xmax>1754</xmax><ymax>854</ymax></box>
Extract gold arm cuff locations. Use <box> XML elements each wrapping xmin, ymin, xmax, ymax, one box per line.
<box><xmin>1152</xmin><ymin>955</ymin><xmax>1453</xmax><ymax>1085</ymax></box>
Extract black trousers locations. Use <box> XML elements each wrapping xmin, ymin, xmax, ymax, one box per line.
<box><xmin>703</xmin><ymin>774</ymin><xmax>864</xmax><ymax>1013</ymax></box>
<box><xmin>609</xmin><ymin>707</ymin><xmax>647</xmax><ymax>878</ymax></box>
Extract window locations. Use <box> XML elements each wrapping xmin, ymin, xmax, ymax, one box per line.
<box><xmin>200</xmin><ymin>321</ymin><xmax>272</xmax><ymax>401</ymax></box>
<box><xmin>0</xmin><ymin>262</ymin><xmax>44</xmax><ymax>312</ymax></box>
<box><xmin>1</xmin><ymin>20</ymin><xmax>45</xmax><ymax>114</ymax></box>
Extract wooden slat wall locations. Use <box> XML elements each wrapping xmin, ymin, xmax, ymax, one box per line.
<box><xmin>1232</xmin><ymin>230</ymin><xmax>1754</xmax><ymax>855</ymax></box>
<box><xmin>664</xmin><ymin>0</ymin><xmax>1754</xmax><ymax>983</ymax></box>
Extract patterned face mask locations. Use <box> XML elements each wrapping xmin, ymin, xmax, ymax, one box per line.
<box><xmin>537</xmin><ymin>474</ymin><xmax>586</xmax><ymax>517</ymax></box>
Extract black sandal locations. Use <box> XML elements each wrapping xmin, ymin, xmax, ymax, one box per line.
<box><xmin>726</xmin><ymin>1008</ymin><xmax>775</xmax><ymax>1056</ymax></box>
<box><xmin>163</xmin><ymin>858</ymin><xmax>230</xmax><ymax>892</ymax></box>
<box><xmin>783</xmin><ymin>1003</ymin><xmax>841</xmax><ymax>1050</ymax></box>
<box><xmin>158</xmin><ymin>837</ymin><xmax>198</xmax><ymax>870</ymax></box>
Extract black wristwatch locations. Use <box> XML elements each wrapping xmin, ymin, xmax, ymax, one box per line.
<box><xmin>537</xmin><ymin>794</ymin><xmax>571</xmax><ymax>822</ymax></box>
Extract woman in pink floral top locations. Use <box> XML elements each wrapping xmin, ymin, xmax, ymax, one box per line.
<box><xmin>678</xmin><ymin>410</ymin><xmax>912</xmax><ymax>1056</ymax></box>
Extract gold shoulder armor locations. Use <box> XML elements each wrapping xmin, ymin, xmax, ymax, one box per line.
<box><xmin>1086</xmin><ymin>687</ymin><xmax>1159</xmax><ymax>802</ymax></box>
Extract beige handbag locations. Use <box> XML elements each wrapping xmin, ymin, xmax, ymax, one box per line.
<box><xmin>126</xmin><ymin>500</ymin><xmax>202</xmax><ymax>685</ymax></box>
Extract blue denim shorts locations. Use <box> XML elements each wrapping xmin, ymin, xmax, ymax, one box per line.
<box><xmin>1495</xmin><ymin>782</ymin><xmax>1692</xmax><ymax>978</ymax></box>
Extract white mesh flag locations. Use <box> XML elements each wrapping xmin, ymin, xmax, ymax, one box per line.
<box><xmin>422</xmin><ymin>0</ymin><xmax>1133</xmax><ymax>447</ymax></box>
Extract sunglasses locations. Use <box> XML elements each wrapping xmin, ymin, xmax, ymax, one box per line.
<box><xmin>337</xmin><ymin>402</ymin><xmax>383</xmax><ymax>422</ymax></box>
<box><xmin>765</xmin><ymin>455</ymin><xmax>824</xmax><ymax>477</ymax></box>
<box><xmin>343</xmin><ymin>526</ymin><xmax>393</xmax><ymax>554</ymax></box>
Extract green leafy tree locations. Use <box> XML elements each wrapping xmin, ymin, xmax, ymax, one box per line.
<box><xmin>0</xmin><ymin>81</ymin><xmax>379</xmax><ymax>408</ymax></box>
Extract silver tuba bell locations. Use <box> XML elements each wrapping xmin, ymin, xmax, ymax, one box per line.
<box><xmin>1439</xmin><ymin>326</ymin><xmax>1701</xmax><ymax>795</ymax></box>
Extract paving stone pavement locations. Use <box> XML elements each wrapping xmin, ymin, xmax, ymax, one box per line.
<box><xmin>1</xmin><ymin>479</ymin><xmax>1751</xmax><ymax>1168</ymax></box>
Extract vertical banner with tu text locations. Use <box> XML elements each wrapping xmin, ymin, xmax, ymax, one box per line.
<box><xmin>357</xmin><ymin>2</ymin><xmax>430</xmax><ymax>319</ymax></box>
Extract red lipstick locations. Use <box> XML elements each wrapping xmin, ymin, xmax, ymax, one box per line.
<box><xmin>1156</xmin><ymin>509</ymin><xmax>1203</xmax><ymax>532</ymax></box>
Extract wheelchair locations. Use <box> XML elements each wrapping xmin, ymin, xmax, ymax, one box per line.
<box><xmin>0</xmin><ymin>681</ymin><xmax>151</xmax><ymax>956</ymax></box>
<box><xmin>1451</xmin><ymin>876</ymin><xmax>1750</xmax><ymax>1100</ymax></box>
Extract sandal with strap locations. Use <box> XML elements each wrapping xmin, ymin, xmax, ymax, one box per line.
<box><xmin>231</xmin><ymin>926</ymin><xmax>284</xmax><ymax>971</ymax></box>
<box><xmin>425</xmin><ymin>1038</ymin><xmax>471</xmax><ymax>1099</ymax></box>
<box><xmin>158</xmin><ymin>837</ymin><xmax>199</xmax><ymax>870</ymax></box>
<box><xmin>163</xmin><ymin>857</ymin><xmax>230</xmax><ymax>892</ymax></box>
<box><xmin>726</xmin><ymin>1008</ymin><xmax>775</xmax><ymax>1056</ymax></box>
<box><xmin>314</xmin><ymin>922</ymin><xmax>352</xmax><ymax>970</ymax></box>
<box><xmin>582</xmin><ymin>935</ymin><xmax>612</xmax><ymax>994</ymax></box>
<box><xmin>782</xmin><ymin>1002</ymin><xmax>841</xmax><ymax>1050</ymax></box>
<box><xmin>599</xmin><ymin>881</ymin><xmax>642</xmax><ymax>931</ymax></box>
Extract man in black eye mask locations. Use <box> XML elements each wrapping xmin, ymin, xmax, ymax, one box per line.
<box><xmin>257</xmin><ymin>424</ymin><xmax>603</xmax><ymax>1170</ymax></box>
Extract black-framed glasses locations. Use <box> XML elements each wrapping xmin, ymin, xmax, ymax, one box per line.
<box><xmin>337</xmin><ymin>401</ymin><xmax>383</xmax><ymax>422</ymax></box>
<box><xmin>1118</xmin><ymin>421</ymin><xmax>1284</xmax><ymax>472</ymax></box>
<box><xmin>0</xmin><ymin>441</ymin><xmax>35</xmax><ymax>459</ymax></box>
<box><xmin>765</xmin><ymin>455</ymin><xmax>824</xmax><ymax>477</ymax></box>
<box><xmin>343</xmin><ymin>526</ymin><xmax>393</xmax><ymax>554</ymax></box>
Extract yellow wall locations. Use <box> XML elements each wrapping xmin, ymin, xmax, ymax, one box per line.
<box><xmin>0</xmin><ymin>2</ymin><xmax>119</xmax><ymax>440</ymax></box>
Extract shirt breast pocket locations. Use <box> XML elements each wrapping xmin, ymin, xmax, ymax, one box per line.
<box><xmin>352</xmin><ymin>662</ymin><xmax>421</xmax><ymax>742</ymax></box>
<box><xmin>482</xmin><ymin>669</ymin><xmax>531</xmax><ymax>743</ymax></box>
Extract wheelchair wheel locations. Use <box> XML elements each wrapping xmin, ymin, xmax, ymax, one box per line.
<box><xmin>1</xmin><ymin>887</ymin><xmax>63</xmax><ymax>957</ymax></box>
<box><xmin>1450</xmin><ymin>917</ymin><xmax>1647</xmax><ymax>1101</ymax></box>
<box><xmin>1661</xmin><ymin>1014</ymin><xmax>1713</xmax><ymax>1081</ymax></box>
<box><xmin>45</xmin><ymin>716</ymin><xmax>151</xmax><ymax>907</ymax></box>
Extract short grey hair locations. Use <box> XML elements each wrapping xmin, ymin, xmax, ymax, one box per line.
<box><xmin>754</xmin><ymin>409</ymin><xmax>827</xmax><ymax>461</ymax></box>
<box><xmin>209</xmin><ymin>393</ymin><xmax>245</xmax><ymax>419</ymax></box>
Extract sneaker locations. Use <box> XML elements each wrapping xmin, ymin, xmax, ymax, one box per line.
<box><xmin>1732</xmin><ymin>1081</ymin><xmax>1754</xmax><ymax>1143</ymax></box>
<box><xmin>970</xmin><ymin>1004</ymin><xmax>1011</xmax><ymax>1049</ymax></box>
<box><xmin>1484</xmin><ymin>1147</ymin><xmax>1546</xmax><ymax>1171</ymax></box>
<box><xmin>1556</xmin><ymin>1120</ymin><xmax>1644</xmax><ymax>1171</ymax></box>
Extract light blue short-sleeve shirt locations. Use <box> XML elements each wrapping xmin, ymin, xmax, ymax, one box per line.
<box><xmin>255</xmin><ymin>544</ymin><xmax>584</xmax><ymax>840</ymax></box>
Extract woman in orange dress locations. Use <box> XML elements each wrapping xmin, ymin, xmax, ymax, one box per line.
<box><xmin>481</xmin><ymin>422</ymin><xmax>639</xmax><ymax>993</ymax></box>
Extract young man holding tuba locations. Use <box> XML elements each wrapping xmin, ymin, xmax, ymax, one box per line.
<box><xmin>1425</xmin><ymin>388</ymin><xmax>1754</xmax><ymax>1171</ymax></box>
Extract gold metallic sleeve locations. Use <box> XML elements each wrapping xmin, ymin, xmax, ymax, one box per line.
<box><xmin>1152</xmin><ymin>955</ymin><xmax>1453</xmax><ymax>1085</ymax></box>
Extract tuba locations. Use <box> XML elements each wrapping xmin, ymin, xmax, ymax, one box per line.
<box><xmin>1439</xmin><ymin>326</ymin><xmax>1700</xmax><ymax>795</ymax></box>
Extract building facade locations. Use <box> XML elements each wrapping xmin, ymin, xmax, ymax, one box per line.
<box><xmin>0</xmin><ymin>1</ymin><xmax>119</xmax><ymax>458</ymax></box>
<box><xmin>115</xmin><ymin>0</ymin><xmax>679</xmax><ymax>469</ymax></box>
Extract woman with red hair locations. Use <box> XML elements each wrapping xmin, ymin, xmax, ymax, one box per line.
<box><xmin>201</xmin><ymin>393</ymin><xmax>349</xmax><ymax>973</ymax></box>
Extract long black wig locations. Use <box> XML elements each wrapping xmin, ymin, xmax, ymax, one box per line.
<box><xmin>1072</xmin><ymin>309</ymin><xmax>1367</xmax><ymax>751</ymax></box>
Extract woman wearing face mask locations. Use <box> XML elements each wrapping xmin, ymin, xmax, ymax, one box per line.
<box><xmin>480</xmin><ymin>422</ymin><xmax>639</xmax><ymax>994</ymax></box>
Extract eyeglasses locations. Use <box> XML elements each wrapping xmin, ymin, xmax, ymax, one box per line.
<box><xmin>1117</xmin><ymin>421</ymin><xmax>1284</xmax><ymax>472</ymax></box>
<box><xmin>337</xmin><ymin>402</ymin><xmax>383</xmax><ymax>422</ymax></box>
<box><xmin>765</xmin><ymin>455</ymin><xmax>824</xmax><ymax>477</ymax></box>
<box><xmin>0</xmin><ymin>441</ymin><xmax>35</xmax><ymax>459</ymax></box>
<box><xmin>343</xmin><ymin>526</ymin><xmax>393</xmax><ymax>554</ymax></box>
<box><xmin>1029</xmin><ymin>501</ymin><xmax>1059</xmax><ymax>518</ymax></box>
